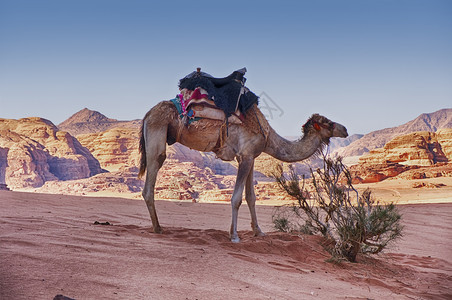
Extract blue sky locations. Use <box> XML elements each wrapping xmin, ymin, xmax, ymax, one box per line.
<box><xmin>1</xmin><ymin>0</ymin><xmax>451</xmax><ymax>136</ymax></box>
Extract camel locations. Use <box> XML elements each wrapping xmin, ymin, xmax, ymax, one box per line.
<box><xmin>139</xmin><ymin>101</ymin><xmax>348</xmax><ymax>242</ymax></box>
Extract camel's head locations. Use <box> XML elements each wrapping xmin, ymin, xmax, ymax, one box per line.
<box><xmin>302</xmin><ymin>114</ymin><xmax>348</xmax><ymax>141</ymax></box>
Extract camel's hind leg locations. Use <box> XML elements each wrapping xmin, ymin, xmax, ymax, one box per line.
<box><xmin>142</xmin><ymin>124</ymin><xmax>167</xmax><ymax>233</ymax></box>
<box><xmin>245</xmin><ymin>161</ymin><xmax>265</xmax><ymax>237</ymax></box>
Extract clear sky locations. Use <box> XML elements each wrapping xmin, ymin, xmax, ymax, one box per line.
<box><xmin>1</xmin><ymin>0</ymin><xmax>451</xmax><ymax>136</ymax></box>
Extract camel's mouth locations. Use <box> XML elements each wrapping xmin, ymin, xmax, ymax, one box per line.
<box><xmin>333</xmin><ymin>123</ymin><xmax>348</xmax><ymax>138</ymax></box>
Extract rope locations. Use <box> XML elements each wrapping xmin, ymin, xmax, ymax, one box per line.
<box><xmin>176</xmin><ymin>117</ymin><xmax>184</xmax><ymax>143</ymax></box>
<box><xmin>253</xmin><ymin>106</ymin><xmax>266</xmax><ymax>138</ymax></box>
<box><xmin>218</xmin><ymin>121</ymin><xmax>227</xmax><ymax>149</ymax></box>
<box><xmin>252</xmin><ymin>106</ymin><xmax>269</xmax><ymax>149</ymax></box>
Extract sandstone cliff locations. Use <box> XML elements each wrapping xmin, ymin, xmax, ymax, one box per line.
<box><xmin>35</xmin><ymin>166</ymin><xmax>144</xmax><ymax>195</ymax></box>
<box><xmin>359</xmin><ymin>130</ymin><xmax>452</xmax><ymax>166</ymax></box>
<box><xmin>77</xmin><ymin>127</ymin><xmax>141</xmax><ymax>171</ymax></box>
<box><xmin>335</xmin><ymin>108</ymin><xmax>452</xmax><ymax>158</ymax></box>
<box><xmin>349</xmin><ymin>129</ymin><xmax>452</xmax><ymax>183</ymax></box>
<box><xmin>0</xmin><ymin>117</ymin><xmax>102</xmax><ymax>189</ymax></box>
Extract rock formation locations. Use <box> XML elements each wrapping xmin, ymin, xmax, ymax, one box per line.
<box><xmin>0</xmin><ymin>117</ymin><xmax>102</xmax><ymax>189</ymax></box>
<box><xmin>77</xmin><ymin>127</ymin><xmax>141</xmax><ymax>171</ymax></box>
<box><xmin>438</xmin><ymin>129</ymin><xmax>452</xmax><ymax>160</ymax></box>
<box><xmin>328</xmin><ymin>134</ymin><xmax>363</xmax><ymax>153</ymax></box>
<box><xmin>0</xmin><ymin>146</ymin><xmax>9</xmax><ymax>188</ymax></box>
<box><xmin>166</xmin><ymin>144</ymin><xmax>237</xmax><ymax>175</ymax></box>
<box><xmin>349</xmin><ymin>162</ymin><xmax>412</xmax><ymax>183</ymax></box>
<box><xmin>36</xmin><ymin>166</ymin><xmax>144</xmax><ymax>195</ymax></box>
<box><xmin>349</xmin><ymin>129</ymin><xmax>452</xmax><ymax>183</ymax></box>
<box><xmin>335</xmin><ymin>108</ymin><xmax>452</xmax><ymax>158</ymax></box>
<box><xmin>155</xmin><ymin>160</ymin><xmax>235</xmax><ymax>201</ymax></box>
<box><xmin>360</xmin><ymin>130</ymin><xmax>451</xmax><ymax>166</ymax></box>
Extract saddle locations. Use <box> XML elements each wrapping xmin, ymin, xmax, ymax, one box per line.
<box><xmin>181</xmin><ymin>67</ymin><xmax>246</xmax><ymax>88</ymax></box>
<box><xmin>178</xmin><ymin>87</ymin><xmax>243</xmax><ymax>124</ymax></box>
<box><xmin>172</xmin><ymin>68</ymin><xmax>265</xmax><ymax>145</ymax></box>
<box><xmin>178</xmin><ymin>67</ymin><xmax>259</xmax><ymax>118</ymax></box>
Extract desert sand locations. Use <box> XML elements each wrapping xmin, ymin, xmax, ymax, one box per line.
<box><xmin>1</xmin><ymin>190</ymin><xmax>451</xmax><ymax>299</ymax></box>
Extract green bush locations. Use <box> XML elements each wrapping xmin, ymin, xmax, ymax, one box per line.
<box><xmin>271</xmin><ymin>156</ymin><xmax>403</xmax><ymax>262</ymax></box>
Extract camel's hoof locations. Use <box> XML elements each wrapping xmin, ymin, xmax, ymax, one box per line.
<box><xmin>231</xmin><ymin>237</ymin><xmax>241</xmax><ymax>243</ymax></box>
<box><xmin>253</xmin><ymin>227</ymin><xmax>266</xmax><ymax>237</ymax></box>
<box><xmin>152</xmin><ymin>226</ymin><xmax>163</xmax><ymax>234</ymax></box>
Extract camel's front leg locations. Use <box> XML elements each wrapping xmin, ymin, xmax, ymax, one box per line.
<box><xmin>245</xmin><ymin>161</ymin><xmax>265</xmax><ymax>237</ymax></box>
<box><xmin>230</xmin><ymin>157</ymin><xmax>254</xmax><ymax>243</ymax></box>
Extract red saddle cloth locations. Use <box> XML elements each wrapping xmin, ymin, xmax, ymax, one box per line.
<box><xmin>179</xmin><ymin>88</ymin><xmax>244</xmax><ymax>124</ymax></box>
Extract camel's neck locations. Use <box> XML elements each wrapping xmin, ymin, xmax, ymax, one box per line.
<box><xmin>264</xmin><ymin>127</ymin><xmax>324</xmax><ymax>162</ymax></box>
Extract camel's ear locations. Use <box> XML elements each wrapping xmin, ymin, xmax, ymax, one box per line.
<box><xmin>313</xmin><ymin>122</ymin><xmax>321</xmax><ymax>131</ymax></box>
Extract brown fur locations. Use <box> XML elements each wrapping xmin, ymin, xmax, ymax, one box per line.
<box><xmin>139</xmin><ymin>101</ymin><xmax>178</xmax><ymax>178</ymax></box>
<box><xmin>139</xmin><ymin>102</ymin><xmax>270</xmax><ymax>178</ymax></box>
<box><xmin>241</xmin><ymin>104</ymin><xmax>270</xmax><ymax>136</ymax></box>
<box><xmin>302</xmin><ymin>113</ymin><xmax>334</xmax><ymax>136</ymax></box>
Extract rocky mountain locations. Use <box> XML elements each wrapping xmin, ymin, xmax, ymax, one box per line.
<box><xmin>77</xmin><ymin>127</ymin><xmax>141</xmax><ymax>172</ymax></box>
<box><xmin>0</xmin><ymin>117</ymin><xmax>102</xmax><ymax>189</ymax></box>
<box><xmin>58</xmin><ymin>108</ymin><xmax>141</xmax><ymax>136</ymax></box>
<box><xmin>335</xmin><ymin>108</ymin><xmax>452</xmax><ymax>158</ymax></box>
<box><xmin>349</xmin><ymin>129</ymin><xmax>452</xmax><ymax>183</ymax></box>
<box><xmin>328</xmin><ymin>134</ymin><xmax>364</xmax><ymax>153</ymax></box>
<box><xmin>360</xmin><ymin>129</ymin><xmax>452</xmax><ymax>166</ymax></box>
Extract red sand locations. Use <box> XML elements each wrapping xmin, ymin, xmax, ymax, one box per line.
<box><xmin>1</xmin><ymin>190</ymin><xmax>451</xmax><ymax>299</ymax></box>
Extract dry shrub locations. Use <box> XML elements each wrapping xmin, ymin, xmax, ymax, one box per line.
<box><xmin>271</xmin><ymin>155</ymin><xmax>403</xmax><ymax>262</ymax></box>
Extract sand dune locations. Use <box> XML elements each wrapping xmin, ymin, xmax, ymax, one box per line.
<box><xmin>1</xmin><ymin>191</ymin><xmax>451</xmax><ymax>299</ymax></box>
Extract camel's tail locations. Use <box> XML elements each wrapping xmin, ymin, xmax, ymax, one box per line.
<box><xmin>138</xmin><ymin>120</ymin><xmax>147</xmax><ymax>179</ymax></box>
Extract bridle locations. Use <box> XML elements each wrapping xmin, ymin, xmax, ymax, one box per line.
<box><xmin>313</xmin><ymin>121</ymin><xmax>335</xmax><ymax>132</ymax></box>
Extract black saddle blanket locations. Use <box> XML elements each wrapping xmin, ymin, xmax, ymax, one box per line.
<box><xmin>178</xmin><ymin>68</ymin><xmax>259</xmax><ymax>117</ymax></box>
